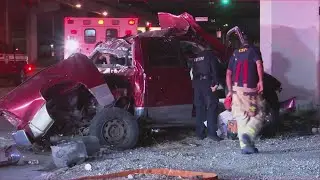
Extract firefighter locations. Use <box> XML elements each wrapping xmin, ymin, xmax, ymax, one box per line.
<box><xmin>191</xmin><ymin>47</ymin><xmax>222</xmax><ymax>141</ymax></box>
<box><xmin>226</xmin><ymin>35</ymin><xmax>265</xmax><ymax>154</ymax></box>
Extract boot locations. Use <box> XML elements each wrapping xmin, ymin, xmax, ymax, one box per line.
<box><xmin>208</xmin><ymin>135</ymin><xmax>223</xmax><ymax>142</ymax></box>
<box><xmin>241</xmin><ymin>146</ymin><xmax>256</xmax><ymax>154</ymax></box>
<box><xmin>241</xmin><ymin>133</ymin><xmax>259</xmax><ymax>154</ymax></box>
<box><xmin>241</xmin><ymin>133</ymin><xmax>253</xmax><ymax>146</ymax></box>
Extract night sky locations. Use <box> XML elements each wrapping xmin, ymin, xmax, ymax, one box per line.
<box><xmin>0</xmin><ymin>0</ymin><xmax>260</xmax><ymax>55</ymax></box>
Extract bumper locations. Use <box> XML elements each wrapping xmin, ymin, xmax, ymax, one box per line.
<box><xmin>11</xmin><ymin>130</ymin><xmax>32</xmax><ymax>146</ymax></box>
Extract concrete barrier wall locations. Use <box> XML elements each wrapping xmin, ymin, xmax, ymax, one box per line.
<box><xmin>260</xmin><ymin>0</ymin><xmax>320</xmax><ymax>110</ymax></box>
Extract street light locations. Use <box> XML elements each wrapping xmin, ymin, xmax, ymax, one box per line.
<box><xmin>221</xmin><ymin>0</ymin><xmax>230</xmax><ymax>5</ymax></box>
<box><xmin>102</xmin><ymin>11</ymin><xmax>108</xmax><ymax>16</ymax></box>
<box><xmin>145</xmin><ymin>21</ymin><xmax>152</xmax><ymax>31</ymax></box>
<box><xmin>75</xmin><ymin>3</ymin><xmax>82</xmax><ymax>8</ymax></box>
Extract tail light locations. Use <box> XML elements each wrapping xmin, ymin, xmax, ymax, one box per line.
<box><xmin>24</xmin><ymin>64</ymin><xmax>34</xmax><ymax>73</ymax></box>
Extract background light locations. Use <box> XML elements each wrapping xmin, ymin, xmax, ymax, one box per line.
<box><xmin>102</xmin><ymin>11</ymin><xmax>108</xmax><ymax>16</ymax></box>
<box><xmin>221</xmin><ymin>0</ymin><xmax>230</xmax><ymax>5</ymax></box>
<box><xmin>75</xmin><ymin>3</ymin><xmax>82</xmax><ymax>8</ymax></box>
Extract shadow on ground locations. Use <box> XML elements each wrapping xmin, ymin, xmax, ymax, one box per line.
<box><xmin>139</xmin><ymin>127</ymin><xmax>196</xmax><ymax>147</ymax></box>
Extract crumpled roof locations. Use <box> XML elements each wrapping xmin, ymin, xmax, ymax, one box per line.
<box><xmin>89</xmin><ymin>12</ymin><xmax>228</xmax><ymax>61</ymax></box>
<box><xmin>88</xmin><ymin>27</ymin><xmax>188</xmax><ymax>59</ymax></box>
<box><xmin>136</xmin><ymin>27</ymin><xmax>187</xmax><ymax>38</ymax></box>
<box><xmin>89</xmin><ymin>38</ymin><xmax>131</xmax><ymax>59</ymax></box>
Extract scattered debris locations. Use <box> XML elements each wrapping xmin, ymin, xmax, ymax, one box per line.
<box><xmin>0</xmin><ymin>145</ymin><xmax>21</xmax><ymax>166</ymax></box>
<box><xmin>50</xmin><ymin>136</ymin><xmax>101</xmax><ymax>169</ymax></box>
<box><xmin>25</xmin><ymin>159</ymin><xmax>40</xmax><ymax>165</ymax></box>
<box><xmin>312</xmin><ymin>128</ymin><xmax>318</xmax><ymax>134</ymax></box>
<box><xmin>84</xmin><ymin>163</ymin><xmax>92</xmax><ymax>171</ymax></box>
<box><xmin>127</xmin><ymin>174</ymin><xmax>134</xmax><ymax>179</ymax></box>
<box><xmin>50</xmin><ymin>136</ymin><xmax>100</xmax><ymax>156</ymax></box>
<box><xmin>51</xmin><ymin>140</ymin><xmax>88</xmax><ymax>168</ymax></box>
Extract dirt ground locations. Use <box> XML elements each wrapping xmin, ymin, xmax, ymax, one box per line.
<box><xmin>0</xmin><ymin>86</ymin><xmax>320</xmax><ymax>180</ymax></box>
<box><xmin>0</xmin><ymin>118</ymin><xmax>52</xmax><ymax>180</ymax></box>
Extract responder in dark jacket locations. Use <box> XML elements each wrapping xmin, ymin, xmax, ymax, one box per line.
<box><xmin>191</xmin><ymin>48</ymin><xmax>222</xmax><ymax>141</ymax></box>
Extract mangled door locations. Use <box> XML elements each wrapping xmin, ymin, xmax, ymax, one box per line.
<box><xmin>143</xmin><ymin>37</ymin><xmax>193</xmax><ymax>124</ymax></box>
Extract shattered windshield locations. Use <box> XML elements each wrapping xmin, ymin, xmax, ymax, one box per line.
<box><xmin>92</xmin><ymin>52</ymin><xmax>131</xmax><ymax>66</ymax></box>
<box><xmin>89</xmin><ymin>39</ymin><xmax>133</xmax><ymax>67</ymax></box>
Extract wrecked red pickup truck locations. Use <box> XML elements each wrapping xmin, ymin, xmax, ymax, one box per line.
<box><xmin>0</xmin><ymin>12</ymin><xmax>289</xmax><ymax>150</ymax></box>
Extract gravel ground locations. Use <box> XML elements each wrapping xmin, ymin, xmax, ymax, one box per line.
<box><xmin>37</xmin><ymin>130</ymin><xmax>320</xmax><ymax>180</ymax></box>
<box><xmin>0</xmin><ymin>86</ymin><xmax>319</xmax><ymax>180</ymax></box>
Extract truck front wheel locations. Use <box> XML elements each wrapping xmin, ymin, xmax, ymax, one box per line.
<box><xmin>89</xmin><ymin>107</ymin><xmax>139</xmax><ymax>150</ymax></box>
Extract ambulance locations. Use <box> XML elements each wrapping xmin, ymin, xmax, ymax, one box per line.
<box><xmin>64</xmin><ymin>17</ymin><xmax>139</xmax><ymax>59</ymax></box>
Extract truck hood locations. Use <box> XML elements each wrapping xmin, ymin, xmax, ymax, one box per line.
<box><xmin>0</xmin><ymin>53</ymin><xmax>112</xmax><ymax>129</ymax></box>
<box><xmin>157</xmin><ymin>12</ymin><xmax>228</xmax><ymax>60</ymax></box>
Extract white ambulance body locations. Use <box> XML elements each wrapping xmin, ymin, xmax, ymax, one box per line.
<box><xmin>64</xmin><ymin>17</ymin><xmax>138</xmax><ymax>59</ymax></box>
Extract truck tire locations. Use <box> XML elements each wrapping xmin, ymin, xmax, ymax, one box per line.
<box><xmin>89</xmin><ymin>107</ymin><xmax>139</xmax><ymax>150</ymax></box>
<box><xmin>261</xmin><ymin>91</ymin><xmax>280</xmax><ymax>138</ymax></box>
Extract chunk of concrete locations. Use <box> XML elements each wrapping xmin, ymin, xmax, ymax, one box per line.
<box><xmin>51</xmin><ymin>140</ymin><xmax>88</xmax><ymax>168</ymax></box>
<box><xmin>0</xmin><ymin>145</ymin><xmax>21</xmax><ymax>166</ymax></box>
<box><xmin>50</xmin><ymin>136</ymin><xmax>100</xmax><ymax>156</ymax></box>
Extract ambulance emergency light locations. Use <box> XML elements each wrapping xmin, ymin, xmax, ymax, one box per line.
<box><xmin>65</xmin><ymin>39</ymin><xmax>79</xmax><ymax>53</ymax></box>
<box><xmin>128</xmin><ymin>19</ymin><xmax>136</xmax><ymax>25</ymax></box>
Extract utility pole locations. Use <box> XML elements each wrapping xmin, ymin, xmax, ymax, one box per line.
<box><xmin>52</xmin><ymin>14</ymin><xmax>55</xmax><ymax>39</ymax></box>
<box><xmin>5</xmin><ymin>0</ymin><xmax>9</xmax><ymax>46</ymax></box>
<box><xmin>51</xmin><ymin>14</ymin><xmax>55</xmax><ymax>57</ymax></box>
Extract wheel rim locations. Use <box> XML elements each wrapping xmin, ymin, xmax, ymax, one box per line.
<box><xmin>102</xmin><ymin>118</ymin><xmax>127</xmax><ymax>145</ymax></box>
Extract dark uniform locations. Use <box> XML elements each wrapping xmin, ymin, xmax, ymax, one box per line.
<box><xmin>228</xmin><ymin>44</ymin><xmax>265</xmax><ymax>154</ymax></box>
<box><xmin>192</xmin><ymin>49</ymin><xmax>220</xmax><ymax>140</ymax></box>
<box><xmin>228</xmin><ymin>45</ymin><xmax>261</xmax><ymax>88</ymax></box>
